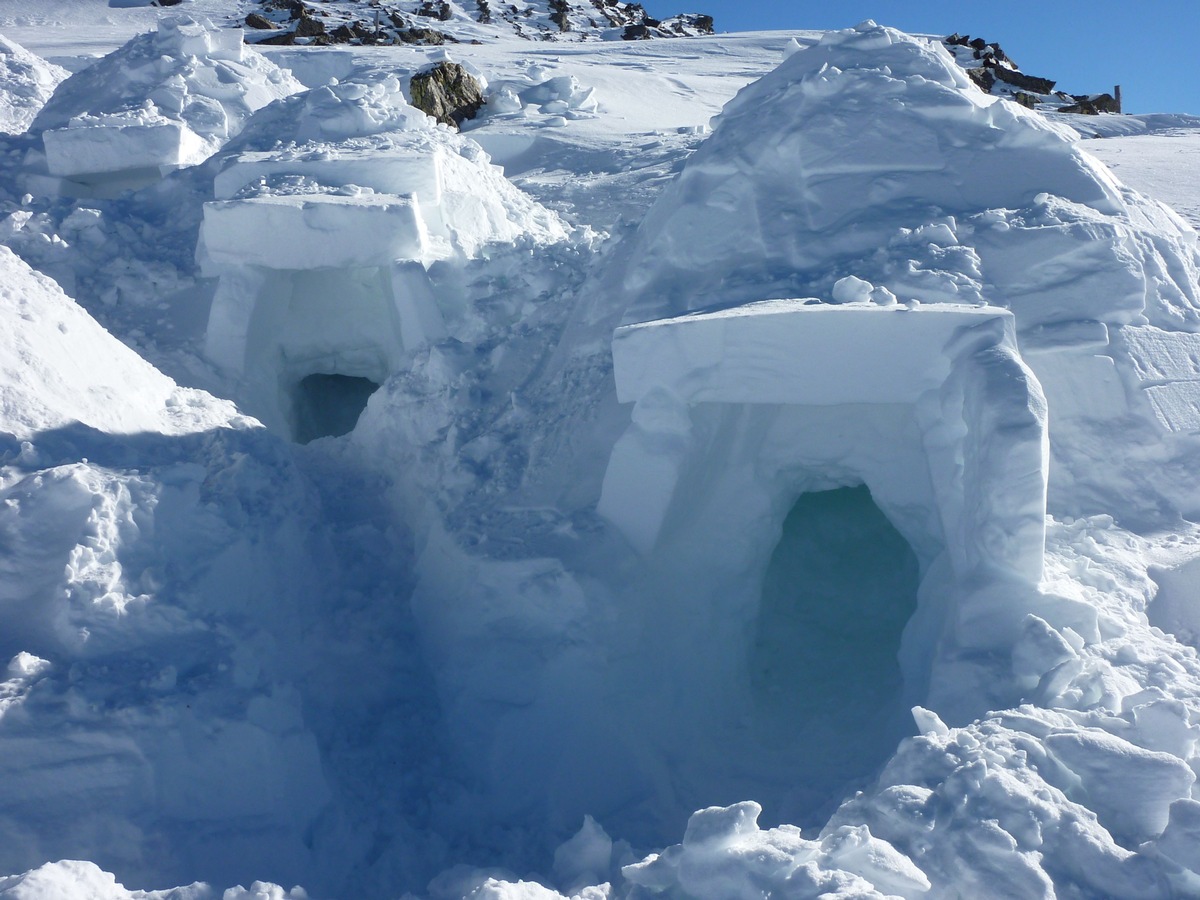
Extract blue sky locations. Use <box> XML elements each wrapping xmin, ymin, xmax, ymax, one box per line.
<box><xmin>650</xmin><ymin>1</ymin><xmax>1199</xmax><ymax>115</ymax></box>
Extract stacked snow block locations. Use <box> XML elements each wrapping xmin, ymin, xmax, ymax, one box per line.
<box><xmin>32</xmin><ymin>16</ymin><xmax>301</xmax><ymax>193</ymax></box>
<box><xmin>204</xmin><ymin>146</ymin><xmax>446</xmax><ymax>271</ymax></box>
<box><xmin>42</xmin><ymin>114</ymin><xmax>206</xmax><ymax>181</ymax></box>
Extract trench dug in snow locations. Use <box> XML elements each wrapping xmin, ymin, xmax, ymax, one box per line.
<box><xmin>749</xmin><ymin>485</ymin><xmax>919</xmax><ymax>810</ymax></box>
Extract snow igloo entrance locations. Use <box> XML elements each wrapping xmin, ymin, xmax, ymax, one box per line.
<box><xmin>751</xmin><ymin>483</ymin><xmax>920</xmax><ymax>808</ymax></box>
<box><xmin>203</xmin><ymin>261</ymin><xmax>445</xmax><ymax>442</ymax></box>
<box><xmin>598</xmin><ymin>300</ymin><xmax>1049</xmax><ymax>826</ymax></box>
<box><xmin>291</xmin><ymin>373</ymin><xmax>382</xmax><ymax>444</ymax></box>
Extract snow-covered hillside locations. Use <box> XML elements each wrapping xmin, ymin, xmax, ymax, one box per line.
<box><xmin>2</xmin><ymin>5</ymin><xmax>1200</xmax><ymax>899</ymax></box>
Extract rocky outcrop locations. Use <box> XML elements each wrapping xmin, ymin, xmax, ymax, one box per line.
<box><xmin>416</xmin><ymin>1</ymin><xmax>452</xmax><ymax>21</ymax></box>
<box><xmin>945</xmin><ymin>32</ymin><xmax>1122</xmax><ymax>117</ymax></box>
<box><xmin>966</xmin><ymin>66</ymin><xmax>995</xmax><ymax>93</ymax></box>
<box><xmin>294</xmin><ymin>14</ymin><xmax>325</xmax><ymax>37</ymax></box>
<box><xmin>1059</xmin><ymin>93</ymin><xmax>1121</xmax><ymax>115</ymax></box>
<box><xmin>549</xmin><ymin>0</ymin><xmax>572</xmax><ymax>31</ymax></box>
<box><xmin>409</xmin><ymin>61</ymin><xmax>484</xmax><ymax>127</ymax></box>
<box><xmin>246</xmin><ymin>0</ymin><xmax>714</xmax><ymax>43</ymax></box>
<box><xmin>992</xmin><ymin>65</ymin><xmax>1055</xmax><ymax>96</ymax></box>
<box><xmin>246</xmin><ymin>0</ymin><xmax>455</xmax><ymax>46</ymax></box>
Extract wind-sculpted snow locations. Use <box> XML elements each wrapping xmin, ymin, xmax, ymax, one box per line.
<box><xmin>6</xmin><ymin>12</ymin><xmax>1200</xmax><ymax>900</ymax></box>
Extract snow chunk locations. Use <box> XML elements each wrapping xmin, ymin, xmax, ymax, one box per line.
<box><xmin>623</xmin><ymin>801</ymin><xmax>928</xmax><ymax>898</ymax></box>
<box><xmin>1043</xmin><ymin>728</ymin><xmax>1195</xmax><ymax>842</ymax></box>
<box><xmin>202</xmin><ymin>191</ymin><xmax>429</xmax><ymax>271</ymax></box>
<box><xmin>32</xmin><ymin>16</ymin><xmax>302</xmax><ymax>182</ymax></box>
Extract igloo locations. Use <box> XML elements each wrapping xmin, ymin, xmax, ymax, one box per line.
<box><xmin>577</xmin><ymin>25</ymin><xmax>1082</xmax><ymax>822</ymax></box>
<box><xmin>30</xmin><ymin>17</ymin><xmax>302</xmax><ymax>195</ymax></box>
<box><xmin>198</xmin><ymin>73</ymin><xmax>568</xmax><ymax>441</ymax></box>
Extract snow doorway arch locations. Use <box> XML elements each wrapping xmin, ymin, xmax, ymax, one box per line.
<box><xmin>751</xmin><ymin>483</ymin><xmax>920</xmax><ymax>819</ymax></box>
<box><xmin>203</xmin><ymin>259</ymin><xmax>445</xmax><ymax>441</ymax></box>
<box><xmin>598</xmin><ymin>301</ymin><xmax>1049</xmax><ymax>824</ymax></box>
<box><xmin>292</xmin><ymin>373</ymin><xmax>381</xmax><ymax>444</ymax></box>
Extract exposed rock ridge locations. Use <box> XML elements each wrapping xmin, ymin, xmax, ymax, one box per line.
<box><xmin>944</xmin><ymin>32</ymin><xmax>1122</xmax><ymax>116</ymax></box>
<box><xmin>245</xmin><ymin>0</ymin><xmax>714</xmax><ymax>45</ymax></box>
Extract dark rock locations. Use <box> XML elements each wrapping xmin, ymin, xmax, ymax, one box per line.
<box><xmin>622</xmin><ymin>24</ymin><xmax>651</xmax><ymax>40</ymax></box>
<box><xmin>1059</xmin><ymin>100</ymin><xmax>1099</xmax><ymax>115</ymax></box>
<box><xmin>330</xmin><ymin>23</ymin><xmax>356</xmax><ymax>42</ymax></box>
<box><xmin>245</xmin><ymin>12</ymin><xmax>277</xmax><ymax>29</ymax></box>
<box><xmin>1087</xmin><ymin>92</ymin><xmax>1121</xmax><ymax>113</ymax></box>
<box><xmin>294</xmin><ymin>14</ymin><xmax>325</xmax><ymax>37</ymax></box>
<box><xmin>968</xmin><ymin>37</ymin><xmax>988</xmax><ymax>51</ymax></box>
<box><xmin>397</xmin><ymin>27</ymin><xmax>450</xmax><ymax>44</ymax></box>
<box><xmin>409</xmin><ymin>61</ymin><xmax>484</xmax><ymax>127</ymax></box>
<box><xmin>945</xmin><ymin>33</ymin><xmax>971</xmax><ymax>46</ymax></box>
<box><xmin>475</xmin><ymin>1</ymin><xmax>492</xmax><ymax>24</ymax></box>
<box><xmin>389</xmin><ymin>11</ymin><xmax>407</xmax><ymax>29</ymax></box>
<box><xmin>694</xmin><ymin>15</ymin><xmax>714</xmax><ymax>33</ymax></box>
<box><xmin>1060</xmin><ymin>93</ymin><xmax>1120</xmax><ymax>115</ymax></box>
<box><xmin>416</xmin><ymin>1</ymin><xmax>452</xmax><ymax>21</ymax></box>
<box><xmin>967</xmin><ymin>66</ymin><xmax>995</xmax><ymax>93</ymax></box>
<box><xmin>549</xmin><ymin>0</ymin><xmax>571</xmax><ymax>31</ymax></box>
<box><xmin>154</xmin><ymin>0</ymin><xmax>185</xmax><ymax>6</ymax></box>
<box><xmin>1013</xmin><ymin>91</ymin><xmax>1039</xmax><ymax>109</ymax></box>
<box><xmin>992</xmin><ymin>65</ymin><xmax>1055</xmax><ymax>95</ymax></box>
<box><xmin>262</xmin><ymin>0</ymin><xmax>307</xmax><ymax>19</ymax></box>
<box><xmin>253</xmin><ymin>31</ymin><xmax>297</xmax><ymax>45</ymax></box>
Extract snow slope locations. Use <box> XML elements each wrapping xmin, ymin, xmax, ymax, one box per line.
<box><xmin>0</xmin><ymin>34</ymin><xmax>66</xmax><ymax>135</ymax></box>
<box><xmin>2</xmin><ymin>9</ymin><xmax>1200</xmax><ymax>900</ymax></box>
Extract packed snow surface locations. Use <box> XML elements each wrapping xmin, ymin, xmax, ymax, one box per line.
<box><xmin>2</xmin><ymin>10</ymin><xmax>1200</xmax><ymax>900</ymax></box>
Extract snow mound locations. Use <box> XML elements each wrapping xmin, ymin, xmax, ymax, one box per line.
<box><xmin>198</xmin><ymin>71</ymin><xmax>570</xmax><ymax>438</ymax></box>
<box><xmin>30</xmin><ymin>16</ymin><xmax>302</xmax><ymax>184</ymax></box>
<box><xmin>0</xmin><ymin>245</ymin><xmax>247</xmax><ymax>438</ymax></box>
<box><xmin>623</xmin><ymin>20</ymin><xmax>1196</xmax><ymax>328</ymax></box>
<box><xmin>0</xmin><ymin>33</ymin><xmax>67</xmax><ymax>135</ymax></box>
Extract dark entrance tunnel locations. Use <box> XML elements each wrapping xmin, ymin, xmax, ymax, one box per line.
<box><xmin>748</xmin><ymin>484</ymin><xmax>921</xmax><ymax>824</ymax></box>
<box><xmin>292</xmin><ymin>373</ymin><xmax>381</xmax><ymax>444</ymax></box>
